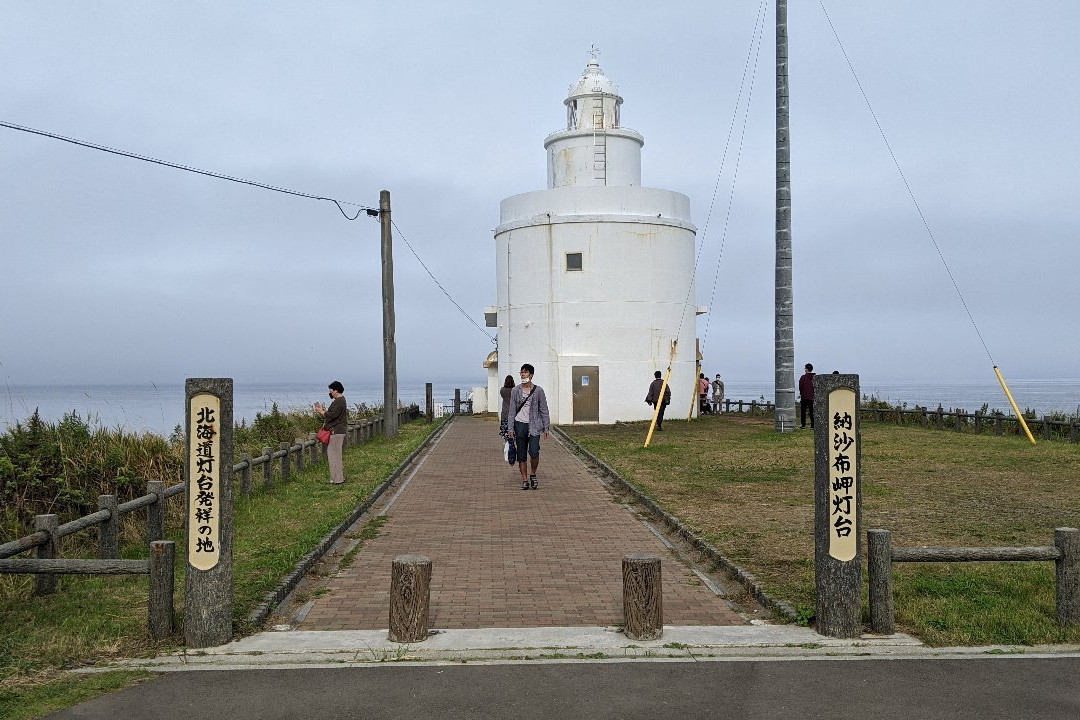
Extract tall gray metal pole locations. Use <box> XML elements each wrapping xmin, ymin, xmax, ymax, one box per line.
<box><xmin>774</xmin><ymin>0</ymin><xmax>796</xmax><ymax>433</ymax></box>
<box><xmin>380</xmin><ymin>190</ymin><xmax>398</xmax><ymax>438</ymax></box>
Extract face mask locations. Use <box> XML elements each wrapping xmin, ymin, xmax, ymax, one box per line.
<box><xmin>328</xmin><ymin>392</ymin><xmax>334</xmax><ymax>399</ymax></box>
<box><xmin>520</xmin><ymin>375</ymin><xmax>531</xmax><ymax>384</ymax></box>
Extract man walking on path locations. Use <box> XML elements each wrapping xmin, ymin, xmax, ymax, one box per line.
<box><xmin>645</xmin><ymin>370</ymin><xmax>672</xmax><ymax>430</ymax></box>
<box><xmin>798</xmin><ymin>363</ymin><xmax>815</xmax><ymax>429</ymax></box>
<box><xmin>508</xmin><ymin>363</ymin><xmax>550</xmax><ymax>490</ymax></box>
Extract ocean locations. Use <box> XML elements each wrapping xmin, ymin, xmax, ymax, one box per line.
<box><xmin>3</xmin><ymin>377</ymin><xmax>1078</xmax><ymax>437</ymax></box>
<box><xmin>0</xmin><ymin>380</ymin><xmax>482</xmax><ymax>437</ymax></box>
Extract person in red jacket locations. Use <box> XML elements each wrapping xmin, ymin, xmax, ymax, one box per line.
<box><xmin>798</xmin><ymin>363</ymin><xmax>815</xmax><ymax>429</ymax></box>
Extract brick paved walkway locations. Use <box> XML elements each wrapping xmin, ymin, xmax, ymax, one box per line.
<box><xmin>299</xmin><ymin>417</ymin><xmax>746</xmax><ymax>630</ymax></box>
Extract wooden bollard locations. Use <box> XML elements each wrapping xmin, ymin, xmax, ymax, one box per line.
<box><xmin>149</xmin><ymin>540</ymin><xmax>175</xmax><ymax>640</ymax></box>
<box><xmin>867</xmin><ymin>529</ymin><xmax>894</xmax><ymax>635</ymax></box>
<box><xmin>622</xmin><ymin>553</ymin><xmax>663</xmax><ymax>640</ymax></box>
<box><xmin>388</xmin><ymin>554</ymin><xmax>431</xmax><ymax>642</ymax></box>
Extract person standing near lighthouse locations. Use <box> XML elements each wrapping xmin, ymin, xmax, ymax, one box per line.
<box><xmin>507</xmin><ymin>364</ymin><xmax>550</xmax><ymax>490</ymax></box>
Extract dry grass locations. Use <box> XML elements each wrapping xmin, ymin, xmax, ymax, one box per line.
<box><xmin>564</xmin><ymin>413</ymin><xmax>1080</xmax><ymax>645</ymax></box>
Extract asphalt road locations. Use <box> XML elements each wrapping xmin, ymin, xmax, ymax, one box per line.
<box><xmin>48</xmin><ymin>657</ymin><xmax>1080</xmax><ymax>719</ymax></box>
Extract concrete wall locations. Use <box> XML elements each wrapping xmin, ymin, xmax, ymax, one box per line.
<box><xmin>544</xmin><ymin>129</ymin><xmax>644</xmax><ymax>189</ymax></box>
<box><xmin>493</xmin><ymin>185</ymin><xmax>697</xmax><ymax>425</ymax></box>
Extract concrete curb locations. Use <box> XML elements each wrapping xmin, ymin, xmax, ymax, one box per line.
<box><xmin>92</xmin><ymin>626</ymin><xmax>1080</xmax><ymax>673</ymax></box>
<box><xmin>552</xmin><ymin>425</ymin><xmax>799</xmax><ymax>622</ymax></box>
<box><xmin>247</xmin><ymin>415</ymin><xmax>453</xmax><ymax>628</ymax></box>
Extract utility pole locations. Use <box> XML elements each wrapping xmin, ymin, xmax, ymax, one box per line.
<box><xmin>774</xmin><ymin>0</ymin><xmax>796</xmax><ymax>433</ymax></box>
<box><xmin>380</xmin><ymin>189</ymin><xmax>398</xmax><ymax>438</ymax></box>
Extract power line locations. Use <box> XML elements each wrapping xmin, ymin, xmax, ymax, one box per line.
<box><xmin>676</xmin><ymin>0</ymin><xmax>768</xmax><ymax>349</ymax></box>
<box><xmin>817</xmin><ymin>2</ymin><xmax>995</xmax><ymax>366</ymax></box>
<box><xmin>700</xmin><ymin>0</ymin><xmax>769</xmax><ymax>354</ymax></box>
<box><xmin>390</xmin><ymin>219</ymin><xmax>495</xmax><ymax>344</ymax></box>
<box><xmin>0</xmin><ymin>119</ymin><xmax>378</xmax><ymax>220</ymax></box>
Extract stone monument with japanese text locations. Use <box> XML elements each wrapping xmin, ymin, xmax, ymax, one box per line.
<box><xmin>183</xmin><ymin>378</ymin><xmax>234</xmax><ymax>648</ymax></box>
<box><xmin>813</xmin><ymin>373</ymin><xmax>862</xmax><ymax>638</ymax></box>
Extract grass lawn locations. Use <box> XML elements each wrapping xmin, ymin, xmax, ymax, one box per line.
<box><xmin>563</xmin><ymin>412</ymin><xmax>1080</xmax><ymax>646</ymax></box>
<box><xmin>0</xmin><ymin>417</ymin><xmax>443</xmax><ymax>720</ymax></box>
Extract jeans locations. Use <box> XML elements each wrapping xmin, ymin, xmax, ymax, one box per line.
<box><xmin>513</xmin><ymin>421</ymin><xmax>540</xmax><ymax>460</ymax></box>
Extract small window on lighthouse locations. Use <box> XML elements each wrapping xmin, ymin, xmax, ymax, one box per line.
<box><xmin>566</xmin><ymin>252</ymin><xmax>583</xmax><ymax>271</ymax></box>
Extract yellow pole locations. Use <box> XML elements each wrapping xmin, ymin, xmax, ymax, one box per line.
<box><xmin>644</xmin><ymin>340</ymin><xmax>678</xmax><ymax>448</ymax></box>
<box><xmin>994</xmin><ymin>365</ymin><xmax>1036</xmax><ymax>445</ymax></box>
<box><xmin>687</xmin><ymin>340</ymin><xmax>702</xmax><ymax>421</ymax></box>
<box><xmin>687</xmin><ymin>363</ymin><xmax>701</xmax><ymax>421</ymax></box>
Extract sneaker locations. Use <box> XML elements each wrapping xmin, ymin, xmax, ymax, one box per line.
<box><xmin>521</xmin><ymin>479</ymin><xmax>530</xmax><ymax>490</ymax></box>
<box><xmin>529</xmin><ymin>475</ymin><xmax>538</xmax><ymax>490</ymax></box>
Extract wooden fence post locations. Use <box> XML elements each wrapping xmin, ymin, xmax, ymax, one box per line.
<box><xmin>1055</xmin><ymin>528</ymin><xmax>1079</xmax><ymax>625</ymax></box>
<box><xmin>1071</xmin><ymin>422</ymin><xmax>1078</xmax><ymax>444</ymax></box>
<box><xmin>147</xmin><ymin>480</ymin><xmax>165</xmax><ymax>543</ymax></box>
<box><xmin>262</xmin><ymin>447</ymin><xmax>273</xmax><ymax>491</ymax></box>
<box><xmin>279</xmin><ymin>442</ymin><xmax>290</xmax><ymax>481</ymax></box>
<box><xmin>867</xmin><ymin>529</ymin><xmax>894</xmax><ymax>634</ymax></box>
<box><xmin>33</xmin><ymin>514</ymin><xmax>59</xmax><ymax>596</ymax></box>
<box><xmin>974</xmin><ymin>411</ymin><xmax>983</xmax><ymax>434</ymax></box>
<box><xmin>294</xmin><ymin>440</ymin><xmax>305</xmax><ymax>472</ymax></box>
<box><xmin>994</xmin><ymin>416</ymin><xmax>1003</xmax><ymax>436</ymax></box>
<box><xmin>98</xmin><ymin>494</ymin><xmax>119</xmax><ymax>559</ymax></box>
<box><xmin>935</xmin><ymin>409</ymin><xmax>944</xmax><ymax>430</ymax></box>
<box><xmin>920</xmin><ymin>409</ymin><xmax>928</xmax><ymax>428</ymax></box>
<box><xmin>622</xmin><ymin>554</ymin><xmax>663</xmax><ymax>640</ymax></box>
<box><xmin>954</xmin><ymin>412</ymin><xmax>963</xmax><ymax>432</ymax></box>
<box><xmin>1043</xmin><ymin>417</ymin><xmax>1052</xmax><ymax>441</ymax></box>
<box><xmin>240</xmin><ymin>453</ymin><xmax>253</xmax><ymax>497</ymax></box>
<box><xmin>149</xmin><ymin>540</ymin><xmax>175</xmax><ymax>640</ymax></box>
<box><xmin>388</xmin><ymin>555</ymin><xmax>431</xmax><ymax>642</ymax></box>
<box><xmin>308</xmin><ymin>433</ymin><xmax>318</xmax><ymax>464</ymax></box>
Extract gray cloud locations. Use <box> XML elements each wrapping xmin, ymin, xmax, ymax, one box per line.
<box><xmin>1</xmin><ymin>1</ymin><xmax>1076</xmax><ymax>390</ymax></box>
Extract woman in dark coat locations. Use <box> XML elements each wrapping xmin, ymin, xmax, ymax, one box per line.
<box><xmin>314</xmin><ymin>381</ymin><xmax>347</xmax><ymax>484</ymax></box>
<box><xmin>499</xmin><ymin>375</ymin><xmax>515</xmax><ymax>438</ymax></box>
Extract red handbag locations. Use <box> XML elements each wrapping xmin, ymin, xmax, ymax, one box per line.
<box><xmin>317</xmin><ymin>428</ymin><xmax>331</xmax><ymax>445</ymax></box>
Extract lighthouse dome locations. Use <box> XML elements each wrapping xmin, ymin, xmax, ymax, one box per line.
<box><xmin>566</xmin><ymin>58</ymin><xmax>620</xmax><ymax>99</ymax></box>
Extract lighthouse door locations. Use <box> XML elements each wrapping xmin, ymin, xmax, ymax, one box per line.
<box><xmin>571</xmin><ymin>366</ymin><xmax>600</xmax><ymax>422</ymax></box>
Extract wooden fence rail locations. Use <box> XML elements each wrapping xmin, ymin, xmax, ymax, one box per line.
<box><xmin>716</xmin><ymin>399</ymin><xmax>1078</xmax><ymax>444</ymax></box>
<box><xmin>867</xmin><ymin>527</ymin><xmax>1080</xmax><ymax>634</ymax></box>
<box><xmin>0</xmin><ymin>541</ymin><xmax>176</xmax><ymax>639</ymax></box>
<box><xmin>0</xmin><ymin>407</ymin><xmax>418</xmax><ymax>637</ymax></box>
<box><xmin>0</xmin><ymin>409</ymin><xmax>416</xmax><ymax>561</ymax></box>
<box><xmin>863</xmin><ymin>406</ymin><xmax>1078</xmax><ymax>443</ymax></box>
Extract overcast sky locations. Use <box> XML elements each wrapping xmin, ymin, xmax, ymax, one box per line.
<box><xmin>2</xmin><ymin>1</ymin><xmax>1076</xmax><ymax>390</ymax></box>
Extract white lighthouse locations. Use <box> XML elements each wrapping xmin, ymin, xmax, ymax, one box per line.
<box><xmin>485</xmin><ymin>56</ymin><xmax>700</xmax><ymax>424</ymax></box>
